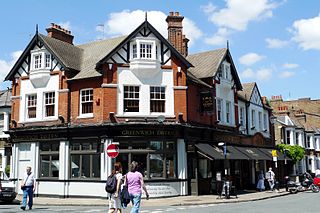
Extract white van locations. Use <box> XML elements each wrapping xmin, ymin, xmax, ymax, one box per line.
<box><xmin>0</xmin><ymin>169</ymin><xmax>17</xmax><ymax>203</ymax></box>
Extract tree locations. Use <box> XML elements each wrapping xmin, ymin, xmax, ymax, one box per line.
<box><xmin>276</xmin><ymin>144</ymin><xmax>305</xmax><ymax>163</ymax></box>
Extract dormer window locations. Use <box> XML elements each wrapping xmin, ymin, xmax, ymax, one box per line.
<box><xmin>140</xmin><ymin>43</ymin><xmax>152</xmax><ymax>59</ymax></box>
<box><xmin>221</xmin><ymin>62</ymin><xmax>231</xmax><ymax>80</ymax></box>
<box><xmin>31</xmin><ymin>50</ymin><xmax>51</xmax><ymax>70</ymax></box>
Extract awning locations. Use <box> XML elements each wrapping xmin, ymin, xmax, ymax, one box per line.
<box><xmin>235</xmin><ymin>146</ymin><xmax>270</xmax><ymax>160</ymax></box>
<box><xmin>258</xmin><ymin>148</ymin><xmax>289</xmax><ymax>161</ymax></box>
<box><xmin>195</xmin><ymin>143</ymin><xmax>225</xmax><ymax>160</ymax></box>
<box><xmin>195</xmin><ymin>143</ymin><xmax>250</xmax><ymax>160</ymax></box>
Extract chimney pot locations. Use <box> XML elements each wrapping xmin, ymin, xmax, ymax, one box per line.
<box><xmin>46</xmin><ymin>22</ymin><xmax>74</xmax><ymax>45</ymax></box>
<box><xmin>169</xmin><ymin>11</ymin><xmax>174</xmax><ymax>16</ymax></box>
<box><xmin>175</xmin><ymin>12</ymin><xmax>180</xmax><ymax>16</ymax></box>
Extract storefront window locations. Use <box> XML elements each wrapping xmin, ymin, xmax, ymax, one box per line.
<box><xmin>39</xmin><ymin>142</ymin><xmax>59</xmax><ymax>178</ymax></box>
<box><xmin>70</xmin><ymin>140</ymin><xmax>101</xmax><ymax>179</ymax></box>
<box><xmin>116</xmin><ymin>140</ymin><xmax>176</xmax><ymax>179</ymax></box>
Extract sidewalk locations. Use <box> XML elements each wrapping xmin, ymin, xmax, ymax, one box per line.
<box><xmin>16</xmin><ymin>190</ymin><xmax>291</xmax><ymax>207</ymax></box>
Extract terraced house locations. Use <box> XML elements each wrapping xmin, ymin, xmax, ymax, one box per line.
<box><xmin>5</xmin><ymin>12</ymin><xmax>278</xmax><ymax>198</ymax></box>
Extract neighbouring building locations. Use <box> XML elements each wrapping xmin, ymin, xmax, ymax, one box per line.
<box><xmin>0</xmin><ymin>89</ymin><xmax>11</xmax><ymax>172</ymax></box>
<box><xmin>270</xmin><ymin>96</ymin><xmax>320</xmax><ymax>175</ymax></box>
<box><xmin>5</xmin><ymin>11</ymin><xmax>278</xmax><ymax>198</ymax></box>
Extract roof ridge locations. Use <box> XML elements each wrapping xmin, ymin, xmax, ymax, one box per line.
<box><xmin>77</xmin><ymin>35</ymin><xmax>128</xmax><ymax>48</ymax></box>
<box><xmin>188</xmin><ymin>48</ymin><xmax>227</xmax><ymax>57</ymax></box>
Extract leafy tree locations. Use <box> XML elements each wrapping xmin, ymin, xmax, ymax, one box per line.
<box><xmin>276</xmin><ymin>144</ymin><xmax>305</xmax><ymax>163</ymax></box>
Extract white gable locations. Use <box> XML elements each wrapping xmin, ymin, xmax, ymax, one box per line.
<box><xmin>250</xmin><ymin>86</ymin><xmax>262</xmax><ymax>106</ymax></box>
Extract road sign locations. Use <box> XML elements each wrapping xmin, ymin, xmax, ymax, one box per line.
<box><xmin>106</xmin><ymin>144</ymin><xmax>119</xmax><ymax>158</ymax></box>
<box><xmin>271</xmin><ymin>150</ymin><xmax>278</xmax><ymax>157</ymax></box>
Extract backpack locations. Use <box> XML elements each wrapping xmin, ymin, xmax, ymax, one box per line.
<box><xmin>105</xmin><ymin>174</ymin><xmax>117</xmax><ymax>194</ymax></box>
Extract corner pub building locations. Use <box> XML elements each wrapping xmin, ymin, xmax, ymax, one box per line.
<box><xmin>5</xmin><ymin>12</ymin><xmax>278</xmax><ymax>198</ymax></box>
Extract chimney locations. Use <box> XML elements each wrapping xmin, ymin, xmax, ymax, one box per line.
<box><xmin>166</xmin><ymin>12</ymin><xmax>188</xmax><ymax>57</ymax></box>
<box><xmin>46</xmin><ymin>23</ymin><xmax>74</xmax><ymax>45</ymax></box>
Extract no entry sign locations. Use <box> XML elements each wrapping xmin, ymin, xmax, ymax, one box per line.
<box><xmin>106</xmin><ymin>144</ymin><xmax>119</xmax><ymax>158</ymax></box>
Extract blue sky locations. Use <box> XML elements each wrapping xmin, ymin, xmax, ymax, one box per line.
<box><xmin>1</xmin><ymin>0</ymin><xmax>319</xmax><ymax>100</ymax></box>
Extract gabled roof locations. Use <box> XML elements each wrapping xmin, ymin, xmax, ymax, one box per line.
<box><xmin>96</xmin><ymin>20</ymin><xmax>193</xmax><ymax>70</ymax></box>
<box><xmin>73</xmin><ymin>36</ymin><xmax>126</xmax><ymax>80</ymax></box>
<box><xmin>5</xmin><ymin>33</ymin><xmax>83</xmax><ymax>81</ymax></box>
<box><xmin>238</xmin><ymin>82</ymin><xmax>256</xmax><ymax>101</ymax></box>
<box><xmin>186</xmin><ymin>48</ymin><xmax>242</xmax><ymax>90</ymax></box>
<box><xmin>0</xmin><ymin>89</ymin><xmax>11</xmax><ymax>107</ymax></box>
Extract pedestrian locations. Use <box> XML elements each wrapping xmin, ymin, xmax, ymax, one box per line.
<box><xmin>256</xmin><ymin>170</ymin><xmax>265</xmax><ymax>191</ymax></box>
<box><xmin>266</xmin><ymin>167</ymin><xmax>275</xmax><ymax>191</ymax></box>
<box><xmin>108</xmin><ymin>162</ymin><xmax>123</xmax><ymax>213</ymax></box>
<box><xmin>20</xmin><ymin>166</ymin><xmax>36</xmax><ymax>211</ymax></box>
<box><xmin>126</xmin><ymin>161</ymin><xmax>149</xmax><ymax>213</ymax></box>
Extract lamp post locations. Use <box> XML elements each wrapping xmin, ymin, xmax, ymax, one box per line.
<box><xmin>218</xmin><ymin>142</ymin><xmax>227</xmax><ymax>175</ymax></box>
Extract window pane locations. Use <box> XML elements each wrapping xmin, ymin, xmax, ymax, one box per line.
<box><xmin>71</xmin><ymin>155</ymin><xmax>80</xmax><ymax>178</ymax></box>
<box><xmin>81</xmin><ymin>155</ymin><xmax>90</xmax><ymax>178</ymax></box>
<box><xmin>150</xmin><ymin>154</ymin><xmax>164</xmax><ymax>178</ymax></box>
<box><xmin>51</xmin><ymin>155</ymin><xmax>59</xmax><ymax>177</ymax></box>
<box><xmin>40</xmin><ymin>155</ymin><xmax>50</xmax><ymax>177</ymax></box>
<box><xmin>92</xmin><ymin>155</ymin><xmax>101</xmax><ymax>178</ymax></box>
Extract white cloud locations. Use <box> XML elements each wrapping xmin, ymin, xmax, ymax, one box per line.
<box><xmin>291</xmin><ymin>15</ymin><xmax>320</xmax><ymax>50</ymax></box>
<box><xmin>240</xmin><ymin>67</ymin><xmax>272</xmax><ymax>81</ymax></box>
<box><xmin>265</xmin><ymin>38</ymin><xmax>289</xmax><ymax>48</ymax></box>
<box><xmin>201</xmin><ymin>2</ymin><xmax>216</xmax><ymax>14</ymax></box>
<box><xmin>279</xmin><ymin>71</ymin><xmax>295</xmax><ymax>78</ymax></box>
<box><xmin>0</xmin><ymin>50</ymin><xmax>22</xmax><ymax>82</ymax></box>
<box><xmin>239</xmin><ymin>53</ymin><xmax>265</xmax><ymax>66</ymax></box>
<box><xmin>207</xmin><ymin>0</ymin><xmax>277</xmax><ymax>31</ymax></box>
<box><xmin>204</xmin><ymin>28</ymin><xmax>231</xmax><ymax>46</ymax></box>
<box><xmin>282</xmin><ymin>63</ymin><xmax>298</xmax><ymax>69</ymax></box>
<box><xmin>99</xmin><ymin>10</ymin><xmax>202</xmax><ymax>46</ymax></box>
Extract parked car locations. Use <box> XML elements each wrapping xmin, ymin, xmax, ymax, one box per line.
<box><xmin>0</xmin><ymin>169</ymin><xmax>17</xmax><ymax>203</ymax></box>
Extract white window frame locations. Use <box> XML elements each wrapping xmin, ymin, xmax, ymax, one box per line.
<box><xmin>123</xmin><ymin>85</ymin><xmax>140</xmax><ymax>113</ymax></box>
<box><xmin>251</xmin><ymin>109</ymin><xmax>256</xmax><ymax>128</ymax></box>
<box><xmin>79</xmin><ymin>88</ymin><xmax>93</xmax><ymax>117</ymax></box>
<box><xmin>217</xmin><ymin>98</ymin><xmax>222</xmax><ymax>122</ymax></box>
<box><xmin>31</xmin><ymin>50</ymin><xmax>51</xmax><ymax>70</ymax></box>
<box><xmin>258</xmin><ymin>111</ymin><xmax>262</xmax><ymax>131</ymax></box>
<box><xmin>226</xmin><ymin>101</ymin><xmax>231</xmax><ymax>124</ymax></box>
<box><xmin>263</xmin><ymin>113</ymin><xmax>267</xmax><ymax>131</ymax></box>
<box><xmin>26</xmin><ymin>94</ymin><xmax>37</xmax><ymax>120</ymax></box>
<box><xmin>132</xmin><ymin>44</ymin><xmax>137</xmax><ymax>59</ymax></box>
<box><xmin>150</xmin><ymin>86</ymin><xmax>166</xmax><ymax>113</ymax></box>
<box><xmin>44</xmin><ymin>91</ymin><xmax>55</xmax><ymax>118</ymax></box>
<box><xmin>140</xmin><ymin>43</ymin><xmax>152</xmax><ymax>59</ymax></box>
<box><xmin>239</xmin><ymin>107</ymin><xmax>245</xmax><ymax>126</ymax></box>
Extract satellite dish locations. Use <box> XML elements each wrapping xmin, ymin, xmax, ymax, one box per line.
<box><xmin>157</xmin><ymin>115</ymin><xmax>165</xmax><ymax>123</ymax></box>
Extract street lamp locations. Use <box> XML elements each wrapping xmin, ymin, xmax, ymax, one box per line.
<box><xmin>218</xmin><ymin>142</ymin><xmax>227</xmax><ymax>175</ymax></box>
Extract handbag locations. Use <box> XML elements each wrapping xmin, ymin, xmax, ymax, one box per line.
<box><xmin>120</xmin><ymin>175</ymin><xmax>131</xmax><ymax>208</ymax></box>
<box><xmin>21</xmin><ymin>174</ymin><xmax>30</xmax><ymax>190</ymax></box>
<box><xmin>21</xmin><ymin>185</ymin><xmax>27</xmax><ymax>190</ymax></box>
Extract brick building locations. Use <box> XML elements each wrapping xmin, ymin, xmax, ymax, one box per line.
<box><xmin>270</xmin><ymin>96</ymin><xmax>320</xmax><ymax>175</ymax></box>
<box><xmin>5</xmin><ymin>12</ymin><xmax>277</xmax><ymax>198</ymax></box>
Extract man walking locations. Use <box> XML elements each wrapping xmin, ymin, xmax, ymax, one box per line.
<box><xmin>266</xmin><ymin>167</ymin><xmax>275</xmax><ymax>191</ymax></box>
<box><xmin>20</xmin><ymin>166</ymin><xmax>36</xmax><ymax>210</ymax></box>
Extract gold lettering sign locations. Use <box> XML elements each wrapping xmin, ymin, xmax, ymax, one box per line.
<box><xmin>121</xmin><ymin>130</ymin><xmax>175</xmax><ymax>136</ymax></box>
<box><xmin>200</xmin><ymin>92</ymin><xmax>213</xmax><ymax>112</ymax></box>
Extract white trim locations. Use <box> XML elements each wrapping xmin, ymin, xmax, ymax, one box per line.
<box><xmin>101</xmin><ymin>83</ymin><xmax>118</xmax><ymax>88</ymax></box>
<box><xmin>116</xmin><ymin>114</ymin><xmax>175</xmax><ymax>118</ymax></box>
<box><xmin>173</xmin><ymin>86</ymin><xmax>188</xmax><ymax>90</ymax></box>
<box><xmin>79</xmin><ymin>88</ymin><xmax>93</xmax><ymax>117</ymax></box>
<box><xmin>58</xmin><ymin>89</ymin><xmax>69</xmax><ymax>93</ymax></box>
<box><xmin>77</xmin><ymin>114</ymin><xmax>94</xmax><ymax>119</ymax></box>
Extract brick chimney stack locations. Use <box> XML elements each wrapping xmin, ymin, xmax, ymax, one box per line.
<box><xmin>46</xmin><ymin>23</ymin><xmax>74</xmax><ymax>45</ymax></box>
<box><xmin>166</xmin><ymin>12</ymin><xmax>189</xmax><ymax>57</ymax></box>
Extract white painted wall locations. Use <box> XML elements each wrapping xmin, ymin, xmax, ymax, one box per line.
<box><xmin>117</xmin><ymin>67</ymin><xmax>174</xmax><ymax>116</ymax></box>
<box><xmin>216</xmin><ymin>79</ymin><xmax>235</xmax><ymax>126</ymax></box>
<box><xmin>19</xmin><ymin>75</ymin><xmax>59</xmax><ymax>123</ymax></box>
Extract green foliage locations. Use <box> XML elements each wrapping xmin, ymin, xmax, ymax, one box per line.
<box><xmin>5</xmin><ymin>165</ymin><xmax>10</xmax><ymax>177</ymax></box>
<box><xmin>276</xmin><ymin>144</ymin><xmax>305</xmax><ymax>163</ymax></box>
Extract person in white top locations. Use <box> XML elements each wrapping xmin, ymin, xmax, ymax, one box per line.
<box><xmin>108</xmin><ymin>162</ymin><xmax>123</xmax><ymax>213</ymax></box>
<box><xmin>20</xmin><ymin>166</ymin><xmax>36</xmax><ymax>210</ymax></box>
<box><xmin>266</xmin><ymin>167</ymin><xmax>275</xmax><ymax>191</ymax></box>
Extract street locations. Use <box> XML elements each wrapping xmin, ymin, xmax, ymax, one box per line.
<box><xmin>1</xmin><ymin>192</ymin><xmax>320</xmax><ymax>213</ymax></box>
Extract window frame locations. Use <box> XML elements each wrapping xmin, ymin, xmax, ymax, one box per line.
<box><xmin>123</xmin><ymin>85</ymin><xmax>140</xmax><ymax>113</ymax></box>
<box><xmin>226</xmin><ymin>101</ymin><xmax>231</xmax><ymax>124</ymax></box>
<box><xmin>31</xmin><ymin>50</ymin><xmax>51</xmax><ymax>70</ymax></box>
<box><xmin>239</xmin><ymin>107</ymin><xmax>245</xmax><ymax>126</ymax></box>
<box><xmin>39</xmin><ymin>142</ymin><xmax>60</xmax><ymax>179</ymax></box>
<box><xmin>217</xmin><ymin>98</ymin><xmax>222</xmax><ymax>122</ymax></box>
<box><xmin>79</xmin><ymin>88</ymin><xmax>93</xmax><ymax>117</ymax></box>
<box><xmin>140</xmin><ymin>43</ymin><xmax>152</xmax><ymax>59</ymax></box>
<box><xmin>150</xmin><ymin>86</ymin><xmax>166</xmax><ymax>113</ymax></box>
<box><xmin>44</xmin><ymin>91</ymin><xmax>55</xmax><ymax>118</ymax></box>
<box><xmin>251</xmin><ymin>109</ymin><xmax>256</xmax><ymax>128</ymax></box>
<box><xmin>26</xmin><ymin>94</ymin><xmax>37</xmax><ymax>119</ymax></box>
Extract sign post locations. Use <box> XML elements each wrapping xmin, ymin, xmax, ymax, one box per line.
<box><xmin>106</xmin><ymin>144</ymin><xmax>119</xmax><ymax>158</ymax></box>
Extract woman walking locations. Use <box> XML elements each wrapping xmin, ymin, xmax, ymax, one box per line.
<box><xmin>108</xmin><ymin>162</ymin><xmax>123</xmax><ymax>213</ymax></box>
<box><xmin>126</xmin><ymin>161</ymin><xmax>149</xmax><ymax>213</ymax></box>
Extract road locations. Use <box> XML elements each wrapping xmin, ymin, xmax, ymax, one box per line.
<box><xmin>1</xmin><ymin>192</ymin><xmax>319</xmax><ymax>213</ymax></box>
